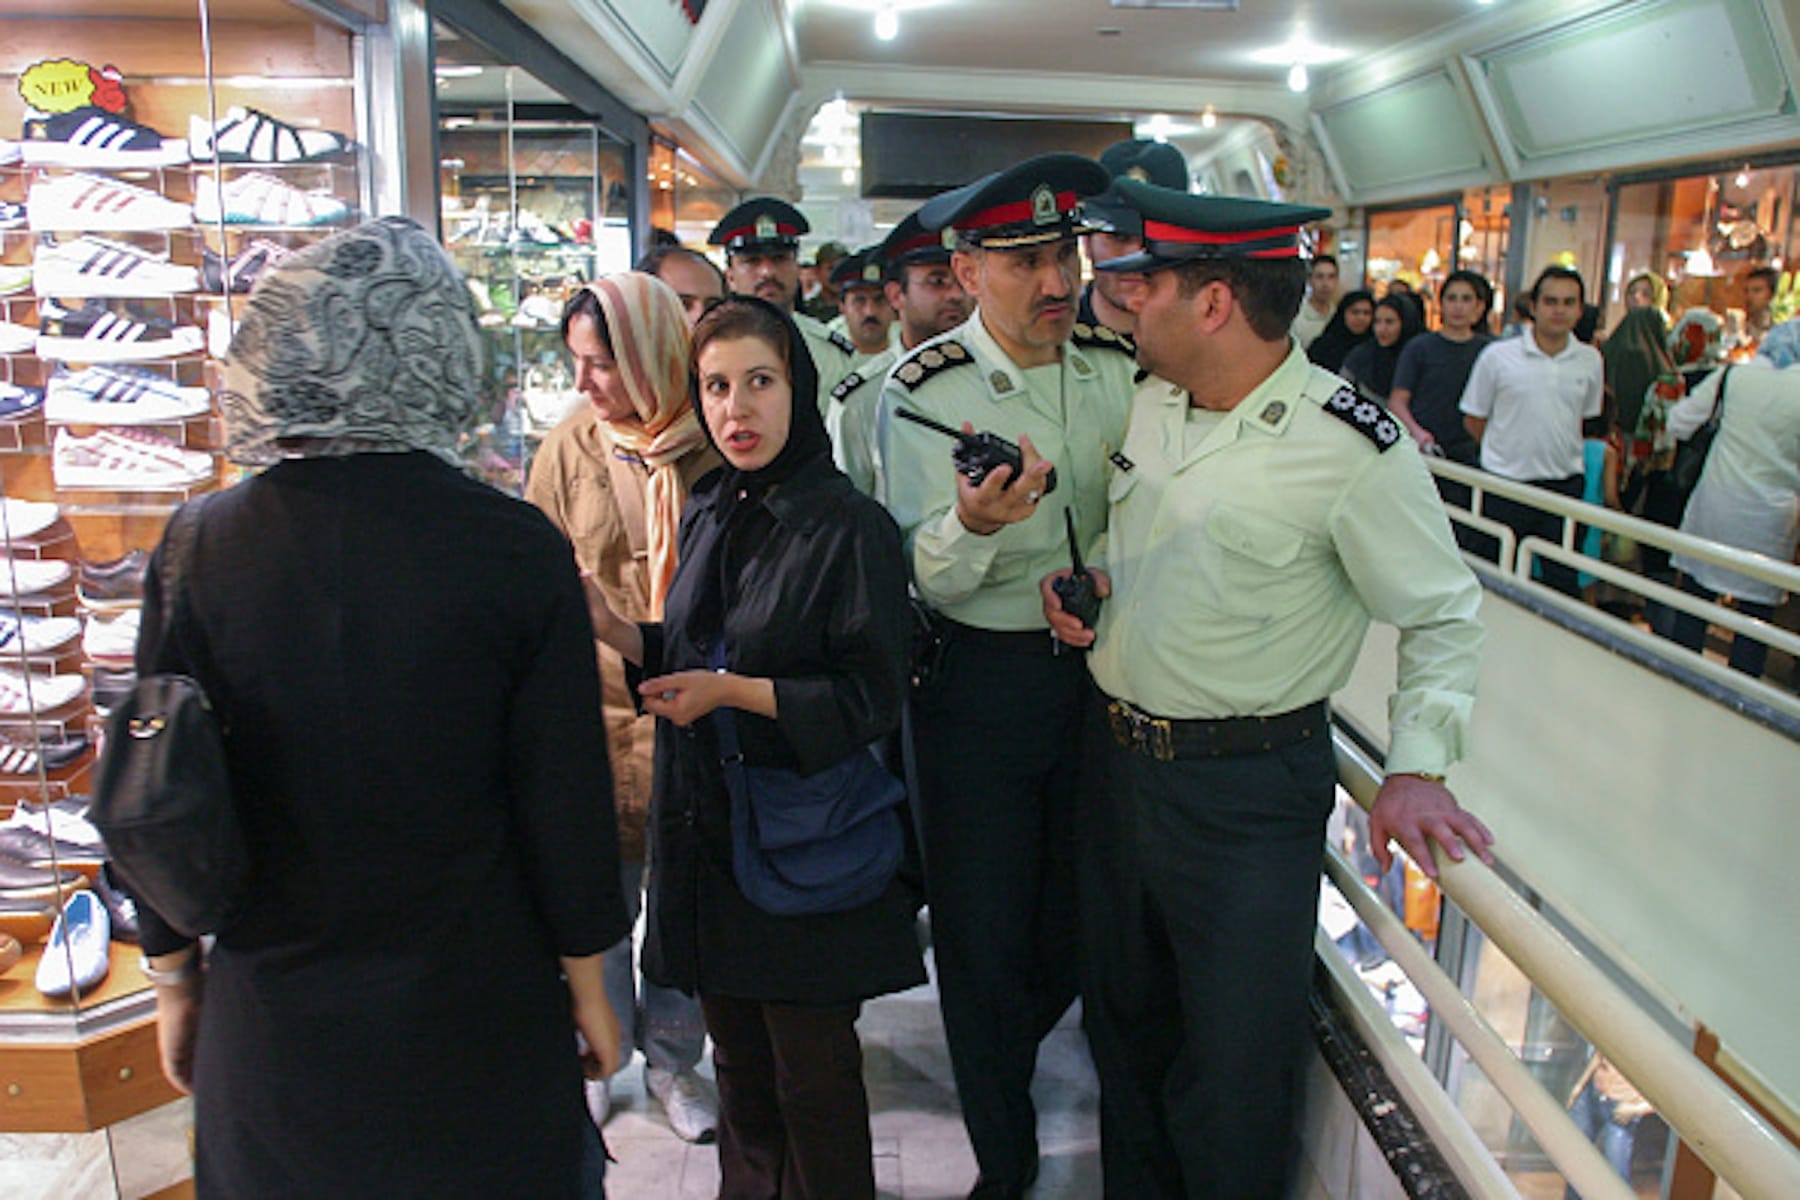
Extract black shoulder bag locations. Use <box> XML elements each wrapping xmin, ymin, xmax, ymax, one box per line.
<box><xmin>1671</xmin><ymin>366</ymin><xmax>1730</xmax><ymax>496</ymax></box>
<box><xmin>91</xmin><ymin>497</ymin><xmax>248</xmax><ymax>939</ymax></box>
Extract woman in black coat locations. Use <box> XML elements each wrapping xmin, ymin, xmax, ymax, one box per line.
<box><xmin>586</xmin><ymin>296</ymin><xmax>923</xmax><ymax>1199</ymax></box>
<box><xmin>136</xmin><ymin>218</ymin><xmax>628</xmax><ymax>1199</ymax></box>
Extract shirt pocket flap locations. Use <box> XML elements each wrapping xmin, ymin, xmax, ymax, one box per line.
<box><xmin>1205</xmin><ymin>504</ymin><xmax>1305</xmax><ymax>568</ymax></box>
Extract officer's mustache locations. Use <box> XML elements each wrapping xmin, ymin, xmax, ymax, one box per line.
<box><xmin>1033</xmin><ymin>295</ymin><xmax>1073</xmax><ymax>313</ymax></box>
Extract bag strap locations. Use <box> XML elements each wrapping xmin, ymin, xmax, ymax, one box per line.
<box><xmin>155</xmin><ymin>494</ymin><xmax>213</xmax><ymax>647</ymax></box>
<box><xmin>1712</xmin><ymin>365</ymin><xmax>1731</xmax><ymax>426</ymax></box>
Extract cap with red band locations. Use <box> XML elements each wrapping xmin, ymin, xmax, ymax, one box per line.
<box><xmin>879</xmin><ymin>210</ymin><xmax>953</xmax><ymax>269</ymax></box>
<box><xmin>918</xmin><ymin>152</ymin><xmax>1111</xmax><ymax>249</ymax></box>
<box><xmin>1093</xmin><ymin>178</ymin><xmax>1331</xmax><ymax>273</ymax></box>
<box><xmin>709</xmin><ymin>197</ymin><xmax>809</xmax><ymax>253</ymax></box>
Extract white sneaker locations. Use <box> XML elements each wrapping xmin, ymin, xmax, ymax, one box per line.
<box><xmin>34</xmin><ymin>889</ymin><xmax>111</xmax><ymax>998</ymax></box>
<box><xmin>82</xmin><ymin>608</ymin><xmax>140</xmax><ymax>665</ymax></box>
<box><xmin>34</xmin><ymin>235</ymin><xmax>200</xmax><ymax>298</ymax></box>
<box><xmin>27</xmin><ymin>173</ymin><xmax>193</xmax><ymax>233</ymax></box>
<box><xmin>0</xmin><ymin>613</ymin><xmax>81</xmax><ymax>658</ymax></box>
<box><xmin>584</xmin><ymin>1076</ymin><xmax>611</xmax><ymax>1128</ymax></box>
<box><xmin>53</xmin><ymin>427</ymin><xmax>214</xmax><ymax>491</ymax></box>
<box><xmin>0</xmin><ymin>499</ymin><xmax>62</xmax><ymax>540</ymax></box>
<box><xmin>0</xmin><ymin>669</ymin><xmax>86</xmax><ymax>713</ymax></box>
<box><xmin>193</xmin><ymin>171</ymin><xmax>351</xmax><ymax>227</ymax></box>
<box><xmin>0</xmin><ymin>264</ymin><xmax>30</xmax><ymax>295</ymax></box>
<box><xmin>0</xmin><ymin>321</ymin><xmax>37</xmax><ymax>355</ymax></box>
<box><xmin>646</xmin><ymin>1066</ymin><xmax>718</xmax><ymax>1144</ymax></box>
<box><xmin>0</xmin><ymin>558</ymin><xmax>72</xmax><ymax>597</ymax></box>
<box><xmin>47</xmin><ymin>364</ymin><xmax>212</xmax><ymax>425</ymax></box>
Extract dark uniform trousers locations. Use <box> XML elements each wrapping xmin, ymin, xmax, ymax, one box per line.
<box><xmin>1077</xmin><ymin>693</ymin><xmax>1337</xmax><ymax>1199</ymax></box>
<box><xmin>912</xmin><ymin>630</ymin><xmax>1087</xmax><ymax>1184</ymax></box>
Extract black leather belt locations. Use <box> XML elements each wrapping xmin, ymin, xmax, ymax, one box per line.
<box><xmin>1104</xmin><ymin>696</ymin><xmax>1326</xmax><ymax>762</ymax></box>
<box><xmin>939</xmin><ymin>617</ymin><xmax>1059</xmax><ymax>656</ymax></box>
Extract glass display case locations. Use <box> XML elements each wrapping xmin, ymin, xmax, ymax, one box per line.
<box><xmin>0</xmin><ymin>3</ymin><xmax>368</xmax><ymax>1194</ymax></box>
<box><xmin>434</xmin><ymin>23</ymin><xmax>638</xmax><ymax>495</ymax></box>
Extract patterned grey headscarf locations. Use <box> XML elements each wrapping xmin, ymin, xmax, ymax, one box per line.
<box><xmin>218</xmin><ymin>217</ymin><xmax>483</xmax><ymax>466</ymax></box>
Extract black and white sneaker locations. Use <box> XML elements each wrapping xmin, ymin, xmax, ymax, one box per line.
<box><xmin>189</xmin><ymin>106</ymin><xmax>352</xmax><ymax>164</ymax></box>
<box><xmin>36</xmin><ymin>300</ymin><xmax>204</xmax><ymax>363</ymax></box>
<box><xmin>0</xmin><ymin>200</ymin><xmax>24</xmax><ymax>230</ymax></box>
<box><xmin>21</xmin><ymin>106</ymin><xmax>188</xmax><ymax>169</ymax></box>
<box><xmin>34</xmin><ymin>235</ymin><xmax>199</xmax><ymax>298</ymax></box>
<box><xmin>46</xmin><ymin>363</ymin><xmax>211</xmax><ymax>424</ymax></box>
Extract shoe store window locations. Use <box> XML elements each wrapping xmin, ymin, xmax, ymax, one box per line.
<box><xmin>1604</xmin><ymin>156</ymin><xmax>1800</xmax><ymax>345</ymax></box>
<box><xmin>0</xmin><ymin>1</ymin><xmax>366</xmax><ymax>1191</ymax></box>
<box><xmin>435</xmin><ymin>21</ymin><xmax>639</xmax><ymax>495</ymax></box>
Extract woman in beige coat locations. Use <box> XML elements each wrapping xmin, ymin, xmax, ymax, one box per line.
<box><xmin>526</xmin><ymin>272</ymin><xmax>722</xmax><ymax>1145</ymax></box>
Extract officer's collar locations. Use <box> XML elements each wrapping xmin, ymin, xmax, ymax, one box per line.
<box><xmin>965</xmin><ymin>310</ymin><xmax>1096</xmax><ymax>401</ymax></box>
<box><xmin>1228</xmin><ymin>339</ymin><xmax>1310</xmax><ymax>438</ymax></box>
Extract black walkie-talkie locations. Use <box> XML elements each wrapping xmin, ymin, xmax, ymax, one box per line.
<box><xmin>1052</xmin><ymin>507</ymin><xmax>1102</xmax><ymax>629</ymax></box>
<box><xmin>894</xmin><ymin>407</ymin><xmax>1058</xmax><ymax>498</ymax></box>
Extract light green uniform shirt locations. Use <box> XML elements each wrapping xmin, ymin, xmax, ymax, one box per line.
<box><xmin>796</xmin><ymin>311</ymin><xmax>859</xmax><ymax>415</ymax></box>
<box><xmin>880</xmin><ymin>313</ymin><xmax>1135</xmax><ymax>630</ymax></box>
<box><xmin>828</xmin><ymin>346</ymin><xmax>899</xmax><ymax>498</ymax></box>
<box><xmin>1088</xmin><ymin>343</ymin><xmax>1483</xmax><ymax>776</ymax></box>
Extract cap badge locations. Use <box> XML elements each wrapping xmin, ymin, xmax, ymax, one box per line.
<box><xmin>1260</xmin><ymin>401</ymin><xmax>1287</xmax><ymax>424</ymax></box>
<box><xmin>1031</xmin><ymin>184</ymin><xmax>1058</xmax><ymax>226</ymax></box>
<box><xmin>754</xmin><ymin>213</ymin><xmax>777</xmax><ymax>239</ymax></box>
<box><xmin>1125</xmin><ymin>166</ymin><xmax>1150</xmax><ymax>183</ymax></box>
<box><xmin>862</xmin><ymin>263</ymin><xmax>881</xmax><ymax>282</ymax></box>
<box><xmin>990</xmin><ymin>370</ymin><xmax>1015</xmax><ymax>394</ymax></box>
<box><xmin>941</xmin><ymin>227</ymin><xmax>959</xmax><ymax>251</ymax></box>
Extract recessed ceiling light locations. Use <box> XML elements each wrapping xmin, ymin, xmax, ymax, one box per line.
<box><xmin>1201</xmin><ymin>106</ymin><xmax>1218</xmax><ymax>129</ymax></box>
<box><xmin>434</xmin><ymin>64</ymin><xmax>482</xmax><ymax>79</ymax></box>
<box><xmin>875</xmin><ymin>8</ymin><xmax>899</xmax><ymax>40</ymax></box>
<box><xmin>1287</xmin><ymin>62</ymin><xmax>1309</xmax><ymax>92</ymax></box>
<box><xmin>1096</xmin><ymin>27</ymin><xmax>1123</xmax><ymax>36</ymax></box>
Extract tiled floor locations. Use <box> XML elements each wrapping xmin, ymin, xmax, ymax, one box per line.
<box><xmin>603</xmin><ymin>953</ymin><xmax>1102</xmax><ymax>1199</ymax></box>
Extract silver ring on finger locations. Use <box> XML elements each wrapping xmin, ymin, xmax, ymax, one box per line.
<box><xmin>1027</xmin><ymin>490</ymin><xmax>1041</xmax><ymax>504</ymax></box>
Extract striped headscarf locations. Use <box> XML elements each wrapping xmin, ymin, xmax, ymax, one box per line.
<box><xmin>586</xmin><ymin>273</ymin><xmax>709</xmax><ymax>617</ymax></box>
<box><xmin>217</xmin><ymin>217</ymin><xmax>482</xmax><ymax>466</ymax></box>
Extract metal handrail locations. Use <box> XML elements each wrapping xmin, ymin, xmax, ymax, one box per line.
<box><xmin>1427</xmin><ymin>457</ymin><xmax>1800</xmax><ymax>598</ymax></box>
<box><xmin>1320</xmin><ymin>853</ymin><xmax>1633</xmax><ymax>1199</ymax></box>
<box><xmin>1314</xmin><ymin>931</ymin><xmax>1523</xmax><ymax>1198</ymax></box>
<box><xmin>1330</xmin><ymin>730</ymin><xmax>1800</xmax><ymax>1199</ymax></box>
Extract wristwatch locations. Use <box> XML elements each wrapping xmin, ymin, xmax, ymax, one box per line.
<box><xmin>139</xmin><ymin>953</ymin><xmax>202</xmax><ymax>988</ymax></box>
<box><xmin>1390</xmin><ymin>771</ymin><xmax>1447</xmax><ymax>784</ymax></box>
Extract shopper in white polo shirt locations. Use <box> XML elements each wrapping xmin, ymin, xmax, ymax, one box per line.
<box><xmin>1459</xmin><ymin>266</ymin><xmax>1604</xmax><ymax>596</ymax></box>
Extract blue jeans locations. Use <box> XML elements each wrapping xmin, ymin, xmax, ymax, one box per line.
<box><xmin>1563</xmin><ymin>1080</ymin><xmax>1638</xmax><ymax>1199</ymax></box>
<box><xmin>602</xmin><ymin>860</ymin><xmax>706</xmax><ymax>1075</ymax></box>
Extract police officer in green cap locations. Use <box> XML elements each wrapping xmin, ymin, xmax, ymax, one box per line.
<box><xmin>830</xmin><ymin>210</ymin><xmax>973</xmax><ymax>497</ymax></box>
<box><xmin>878</xmin><ymin>152</ymin><xmax>1135</xmax><ymax>1199</ymax></box>
<box><xmin>825</xmin><ymin>247</ymin><xmax>896</xmax><ymax>357</ymax></box>
<box><xmin>710</xmin><ymin>198</ymin><xmax>859</xmax><ymax>410</ymax></box>
<box><xmin>1041</xmin><ymin>178</ymin><xmax>1493</xmax><ymax>1198</ymax></box>
<box><xmin>1079</xmin><ymin>138</ymin><xmax>1189</xmax><ymax>336</ymax></box>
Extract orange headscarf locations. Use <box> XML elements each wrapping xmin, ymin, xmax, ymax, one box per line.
<box><xmin>587</xmin><ymin>273</ymin><xmax>708</xmax><ymax>617</ymax></box>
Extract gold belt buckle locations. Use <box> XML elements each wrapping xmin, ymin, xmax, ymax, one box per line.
<box><xmin>1110</xmin><ymin>700</ymin><xmax>1176</xmax><ymax>762</ymax></box>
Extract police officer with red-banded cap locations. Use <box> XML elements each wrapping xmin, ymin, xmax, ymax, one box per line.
<box><xmin>709</xmin><ymin>197</ymin><xmax>860</xmax><ymax>408</ymax></box>
<box><xmin>1046</xmin><ymin>178</ymin><xmax>1491</xmax><ymax>1198</ymax></box>
<box><xmin>877</xmin><ymin>153</ymin><xmax>1136</xmax><ymax>1199</ymax></box>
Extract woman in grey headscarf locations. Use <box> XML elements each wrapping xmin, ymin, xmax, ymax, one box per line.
<box><xmin>135</xmin><ymin>218</ymin><xmax>628</xmax><ymax>1198</ymax></box>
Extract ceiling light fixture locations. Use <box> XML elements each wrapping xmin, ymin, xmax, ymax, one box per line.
<box><xmin>1201</xmin><ymin>105</ymin><xmax>1218</xmax><ymax>129</ymax></box>
<box><xmin>1287</xmin><ymin>62</ymin><xmax>1309</xmax><ymax>92</ymax></box>
<box><xmin>875</xmin><ymin>7</ymin><xmax>899</xmax><ymax>40</ymax></box>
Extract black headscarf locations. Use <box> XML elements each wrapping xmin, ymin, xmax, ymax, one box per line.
<box><xmin>678</xmin><ymin>295</ymin><xmax>831</xmax><ymax>641</ymax></box>
<box><xmin>1307</xmin><ymin>289</ymin><xmax>1374</xmax><ymax>372</ymax></box>
<box><xmin>1341</xmin><ymin>295</ymin><xmax>1424</xmax><ymax>402</ymax></box>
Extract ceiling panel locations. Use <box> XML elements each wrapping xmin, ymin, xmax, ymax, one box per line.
<box><xmin>793</xmin><ymin>0</ymin><xmax>1489</xmax><ymax>85</ymax></box>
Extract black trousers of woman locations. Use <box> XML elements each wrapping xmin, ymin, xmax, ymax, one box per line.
<box><xmin>701</xmin><ymin>994</ymin><xmax>873</xmax><ymax>1200</ymax></box>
